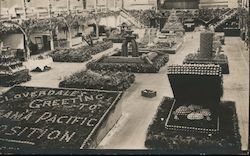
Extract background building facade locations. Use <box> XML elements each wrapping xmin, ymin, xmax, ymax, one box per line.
<box><xmin>199</xmin><ymin>0</ymin><xmax>239</xmax><ymax>8</ymax></box>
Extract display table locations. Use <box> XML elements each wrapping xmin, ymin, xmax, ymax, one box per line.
<box><xmin>224</xmin><ymin>28</ymin><xmax>240</xmax><ymax>36</ymax></box>
<box><xmin>23</xmin><ymin>56</ymin><xmax>53</xmax><ymax>72</ymax></box>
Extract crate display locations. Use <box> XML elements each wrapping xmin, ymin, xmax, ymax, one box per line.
<box><xmin>141</xmin><ymin>89</ymin><xmax>157</xmax><ymax>98</ymax></box>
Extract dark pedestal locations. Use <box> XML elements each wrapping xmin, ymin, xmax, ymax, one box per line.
<box><xmin>224</xmin><ymin>28</ymin><xmax>240</xmax><ymax>37</ymax></box>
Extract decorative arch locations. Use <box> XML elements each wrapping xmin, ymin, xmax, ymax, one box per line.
<box><xmin>121</xmin><ymin>36</ymin><xmax>139</xmax><ymax>57</ymax></box>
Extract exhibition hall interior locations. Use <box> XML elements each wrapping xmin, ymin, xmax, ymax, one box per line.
<box><xmin>0</xmin><ymin>0</ymin><xmax>249</xmax><ymax>154</ymax></box>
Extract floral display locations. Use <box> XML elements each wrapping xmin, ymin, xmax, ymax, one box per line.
<box><xmin>0</xmin><ymin>53</ymin><xmax>31</xmax><ymax>87</ymax></box>
<box><xmin>0</xmin><ymin>86</ymin><xmax>122</xmax><ymax>153</ymax></box>
<box><xmin>86</xmin><ymin>54</ymin><xmax>169</xmax><ymax>73</ymax></box>
<box><xmin>145</xmin><ymin>97</ymin><xmax>241</xmax><ymax>154</ymax></box>
<box><xmin>87</xmin><ymin>41</ymin><xmax>113</xmax><ymax>55</ymax></box>
<box><xmin>49</xmin><ymin>48</ymin><xmax>92</xmax><ymax>63</ymax></box>
<box><xmin>49</xmin><ymin>41</ymin><xmax>113</xmax><ymax>62</ymax></box>
<box><xmin>59</xmin><ymin>70</ymin><xmax>135</xmax><ymax>91</ymax></box>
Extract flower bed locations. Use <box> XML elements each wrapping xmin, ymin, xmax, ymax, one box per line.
<box><xmin>59</xmin><ymin>70</ymin><xmax>135</xmax><ymax>91</ymax></box>
<box><xmin>87</xmin><ymin>41</ymin><xmax>113</xmax><ymax>55</ymax></box>
<box><xmin>49</xmin><ymin>41</ymin><xmax>113</xmax><ymax>63</ymax></box>
<box><xmin>86</xmin><ymin>54</ymin><xmax>169</xmax><ymax>73</ymax></box>
<box><xmin>49</xmin><ymin>48</ymin><xmax>92</xmax><ymax>63</ymax></box>
<box><xmin>145</xmin><ymin>97</ymin><xmax>241</xmax><ymax>154</ymax></box>
<box><xmin>0</xmin><ymin>86</ymin><xmax>123</xmax><ymax>154</ymax></box>
<box><xmin>0</xmin><ymin>69</ymin><xmax>31</xmax><ymax>87</ymax></box>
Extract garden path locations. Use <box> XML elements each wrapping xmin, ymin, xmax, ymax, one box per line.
<box><xmin>21</xmin><ymin>44</ymin><xmax>121</xmax><ymax>88</ymax></box>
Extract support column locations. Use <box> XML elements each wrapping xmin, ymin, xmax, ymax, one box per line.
<box><xmin>22</xmin><ymin>0</ymin><xmax>27</xmax><ymax>19</ymax></box>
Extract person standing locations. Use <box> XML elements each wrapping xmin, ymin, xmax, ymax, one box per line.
<box><xmin>245</xmin><ymin>35</ymin><xmax>249</xmax><ymax>50</ymax></box>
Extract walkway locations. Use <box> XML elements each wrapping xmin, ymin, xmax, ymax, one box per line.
<box><xmin>21</xmin><ymin>44</ymin><xmax>120</xmax><ymax>88</ymax></box>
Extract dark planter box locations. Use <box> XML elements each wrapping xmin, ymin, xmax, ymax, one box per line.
<box><xmin>0</xmin><ymin>69</ymin><xmax>31</xmax><ymax>87</ymax></box>
<box><xmin>224</xmin><ymin>28</ymin><xmax>240</xmax><ymax>36</ymax></box>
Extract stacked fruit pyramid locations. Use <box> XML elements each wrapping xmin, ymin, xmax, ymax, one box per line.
<box><xmin>183</xmin><ymin>31</ymin><xmax>229</xmax><ymax>74</ymax></box>
<box><xmin>0</xmin><ymin>50</ymin><xmax>31</xmax><ymax>86</ymax></box>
